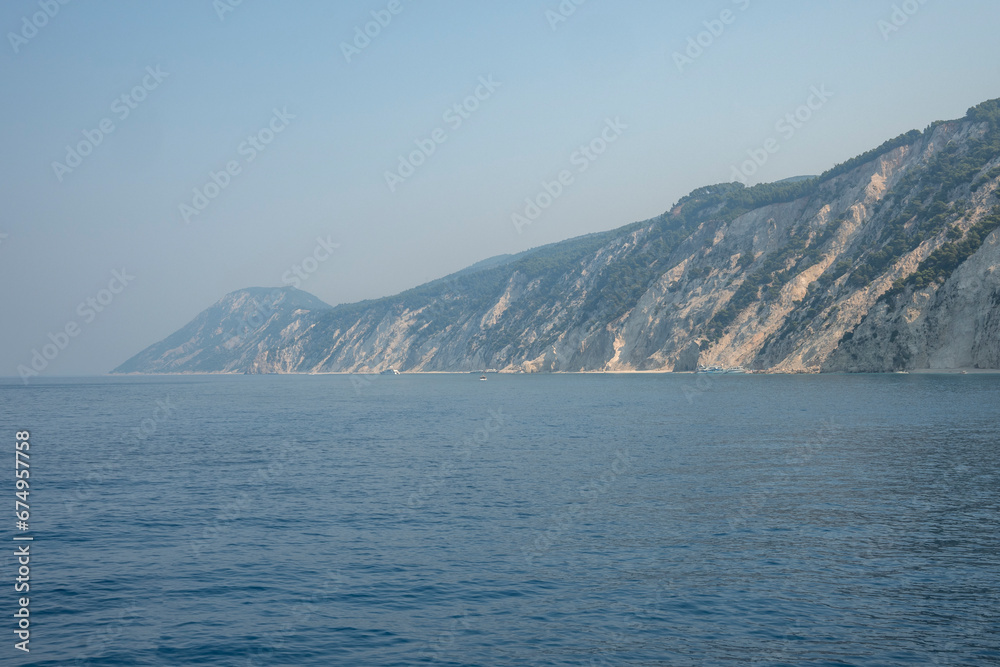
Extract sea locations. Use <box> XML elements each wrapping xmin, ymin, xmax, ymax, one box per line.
<box><xmin>1</xmin><ymin>373</ymin><xmax>998</xmax><ymax>666</ymax></box>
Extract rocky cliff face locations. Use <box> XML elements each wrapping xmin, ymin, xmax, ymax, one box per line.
<box><xmin>114</xmin><ymin>100</ymin><xmax>1000</xmax><ymax>375</ymax></box>
<box><xmin>823</xmin><ymin>230</ymin><xmax>1000</xmax><ymax>371</ymax></box>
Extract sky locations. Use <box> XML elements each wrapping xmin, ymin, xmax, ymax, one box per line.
<box><xmin>1</xmin><ymin>0</ymin><xmax>998</xmax><ymax>378</ymax></box>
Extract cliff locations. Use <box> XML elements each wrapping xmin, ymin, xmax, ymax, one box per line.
<box><xmin>114</xmin><ymin>99</ymin><xmax>1000</xmax><ymax>374</ymax></box>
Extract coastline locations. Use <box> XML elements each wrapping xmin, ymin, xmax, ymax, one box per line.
<box><xmin>97</xmin><ymin>368</ymin><xmax>1000</xmax><ymax>378</ymax></box>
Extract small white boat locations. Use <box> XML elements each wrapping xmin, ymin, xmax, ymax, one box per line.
<box><xmin>479</xmin><ymin>375</ymin><xmax>487</xmax><ymax>381</ymax></box>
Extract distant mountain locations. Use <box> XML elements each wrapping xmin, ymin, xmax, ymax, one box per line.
<box><xmin>114</xmin><ymin>99</ymin><xmax>1000</xmax><ymax>374</ymax></box>
<box><xmin>113</xmin><ymin>287</ymin><xmax>332</xmax><ymax>374</ymax></box>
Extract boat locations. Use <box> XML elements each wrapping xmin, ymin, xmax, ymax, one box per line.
<box><xmin>479</xmin><ymin>375</ymin><xmax>487</xmax><ymax>381</ymax></box>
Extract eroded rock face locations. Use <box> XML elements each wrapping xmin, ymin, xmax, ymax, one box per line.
<box><xmin>115</xmin><ymin>107</ymin><xmax>1000</xmax><ymax>375</ymax></box>
<box><xmin>823</xmin><ymin>231</ymin><xmax>1000</xmax><ymax>371</ymax></box>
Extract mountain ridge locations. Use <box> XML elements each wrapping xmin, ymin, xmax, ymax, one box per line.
<box><xmin>114</xmin><ymin>98</ymin><xmax>1000</xmax><ymax>375</ymax></box>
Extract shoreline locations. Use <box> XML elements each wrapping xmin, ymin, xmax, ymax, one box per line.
<box><xmin>90</xmin><ymin>368</ymin><xmax>1000</xmax><ymax>378</ymax></box>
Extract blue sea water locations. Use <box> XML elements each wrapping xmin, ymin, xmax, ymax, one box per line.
<box><xmin>1</xmin><ymin>373</ymin><xmax>998</xmax><ymax>666</ymax></box>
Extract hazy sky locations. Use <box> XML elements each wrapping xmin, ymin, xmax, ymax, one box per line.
<box><xmin>2</xmin><ymin>0</ymin><xmax>998</xmax><ymax>377</ymax></box>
